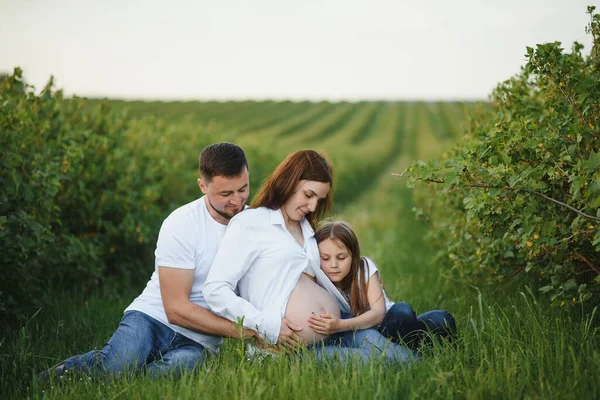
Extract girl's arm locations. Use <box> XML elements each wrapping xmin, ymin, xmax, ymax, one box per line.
<box><xmin>308</xmin><ymin>273</ymin><xmax>387</xmax><ymax>334</ymax></box>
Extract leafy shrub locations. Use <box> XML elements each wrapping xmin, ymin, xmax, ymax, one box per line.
<box><xmin>0</xmin><ymin>69</ymin><xmax>282</xmax><ymax>325</ymax></box>
<box><xmin>403</xmin><ymin>6</ymin><xmax>600</xmax><ymax>306</ymax></box>
<box><xmin>0</xmin><ymin>69</ymin><xmax>163</xmax><ymax>323</ymax></box>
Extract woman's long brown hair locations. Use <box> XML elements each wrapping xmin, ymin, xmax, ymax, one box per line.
<box><xmin>251</xmin><ymin>149</ymin><xmax>333</xmax><ymax>228</ymax></box>
<box><xmin>315</xmin><ymin>221</ymin><xmax>370</xmax><ymax>316</ymax></box>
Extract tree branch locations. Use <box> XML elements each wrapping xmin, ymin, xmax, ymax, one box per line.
<box><xmin>555</xmin><ymin>83</ymin><xmax>598</xmax><ymax>139</ymax></box>
<box><xmin>394</xmin><ymin>173</ymin><xmax>600</xmax><ymax>222</ymax></box>
<box><xmin>546</xmin><ymin>69</ymin><xmax>598</xmax><ymax>139</ymax></box>
<box><xmin>574</xmin><ymin>252</ymin><xmax>600</xmax><ymax>275</ymax></box>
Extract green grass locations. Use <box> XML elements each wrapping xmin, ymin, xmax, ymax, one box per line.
<box><xmin>2</xmin><ymin>100</ymin><xmax>599</xmax><ymax>399</ymax></box>
<box><xmin>4</xmin><ymin>273</ymin><xmax>599</xmax><ymax>399</ymax></box>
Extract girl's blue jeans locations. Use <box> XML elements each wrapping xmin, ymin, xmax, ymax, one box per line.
<box><xmin>315</xmin><ymin>327</ymin><xmax>417</xmax><ymax>364</ymax></box>
<box><xmin>61</xmin><ymin>311</ymin><xmax>207</xmax><ymax>378</ymax></box>
<box><xmin>378</xmin><ymin>302</ymin><xmax>456</xmax><ymax>349</ymax></box>
<box><xmin>322</xmin><ymin>302</ymin><xmax>456</xmax><ymax>356</ymax></box>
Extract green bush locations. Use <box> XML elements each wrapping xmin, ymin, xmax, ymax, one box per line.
<box><xmin>0</xmin><ymin>69</ymin><xmax>164</xmax><ymax>324</ymax></box>
<box><xmin>404</xmin><ymin>6</ymin><xmax>600</xmax><ymax>307</ymax></box>
<box><xmin>0</xmin><ymin>69</ymin><xmax>282</xmax><ymax>325</ymax></box>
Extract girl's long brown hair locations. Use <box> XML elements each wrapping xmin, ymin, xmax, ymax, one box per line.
<box><xmin>315</xmin><ymin>221</ymin><xmax>370</xmax><ymax>316</ymax></box>
<box><xmin>251</xmin><ymin>149</ymin><xmax>333</xmax><ymax>228</ymax></box>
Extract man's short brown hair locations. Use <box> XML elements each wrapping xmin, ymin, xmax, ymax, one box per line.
<box><xmin>199</xmin><ymin>142</ymin><xmax>248</xmax><ymax>182</ymax></box>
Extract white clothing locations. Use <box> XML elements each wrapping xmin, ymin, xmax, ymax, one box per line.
<box><xmin>363</xmin><ymin>257</ymin><xmax>395</xmax><ymax>312</ymax></box>
<box><xmin>204</xmin><ymin>207</ymin><xmax>320</xmax><ymax>345</ymax></box>
<box><xmin>125</xmin><ymin>196</ymin><xmax>227</xmax><ymax>353</ymax></box>
<box><xmin>312</xmin><ymin>257</ymin><xmax>394</xmax><ymax>315</ymax></box>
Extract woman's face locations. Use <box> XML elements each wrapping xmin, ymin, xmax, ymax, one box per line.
<box><xmin>319</xmin><ymin>238</ymin><xmax>352</xmax><ymax>286</ymax></box>
<box><xmin>282</xmin><ymin>180</ymin><xmax>330</xmax><ymax>223</ymax></box>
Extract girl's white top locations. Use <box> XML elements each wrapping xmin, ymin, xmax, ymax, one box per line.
<box><xmin>312</xmin><ymin>257</ymin><xmax>395</xmax><ymax>316</ymax></box>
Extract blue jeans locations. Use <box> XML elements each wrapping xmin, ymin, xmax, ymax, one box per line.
<box><xmin>62</xmin><ymin>311</ymin><xmax>208</xmax><ymax>378</ymax></box>
<box><xmin>316</xmin><ymin>328</ymin><xmax>417</xmax><ymax>364</ymax></box>
<box><xmin>313</xmin><ymin>311</ymin><xmax>417</xmax><ymax>364</ymax></box>
<box><xmin>378</xmin><ymin>302</ymin><xmax>457</xmax><ymax>349</ymax></box>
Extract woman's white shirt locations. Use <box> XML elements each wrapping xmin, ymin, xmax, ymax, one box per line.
<box><xmin>203</xmin><ymin>207</ymin><xmax>319</xmax><ymax>345</ymax></box>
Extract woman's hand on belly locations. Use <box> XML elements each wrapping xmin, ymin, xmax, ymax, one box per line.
<box><xmin>307</xmin><ymin>312</ymin><xmax>345</xmax><ymax>335</ymax></box>
<box><xmin>277</xmin><ymin>318</ymin><xmax>306</xmax><ymax>350</ymax></box>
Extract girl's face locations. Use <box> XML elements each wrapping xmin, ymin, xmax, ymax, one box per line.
<box><xmin>319</xmin><ymin>238</ymin><xmax>352</xmax><ymax>287</ymax></box>
<box><xmin>282</xmin><ymin>180</ymin><xmax>330</xmax><ymax>223</ymax></box>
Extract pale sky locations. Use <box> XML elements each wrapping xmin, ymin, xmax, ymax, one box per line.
<box><xmin>0</xmin><ymin>0</ymin><xmax>596</xmax><ymax>100</ymax></box>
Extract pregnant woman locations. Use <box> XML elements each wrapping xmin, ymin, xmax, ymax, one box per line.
<box><xmin>204</xmin><ymin>149</ymin><xmax>415</xmax><ymax>364</ymax></box>
<box><xmin>204</xmin><ymin>149</ymin><xmax>339</xmax><ymax>348</ymax></box>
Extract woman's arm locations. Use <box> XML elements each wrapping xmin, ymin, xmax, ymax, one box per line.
<box><xmin>204</xmin><ymin>219</ymin><xmax>282</xmax><ymax>344</ymax></box>
<box><xmin>308</xmin><ymin>273</ymin><xmax>386</xmax><ymax>333</ymax></box>
<box><xmin>153</xmin><ymin>210</ymin><xmax>262</xmax><ymax>342</ymax></box>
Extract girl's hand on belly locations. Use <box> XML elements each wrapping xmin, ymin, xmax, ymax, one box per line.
<box><xmin>307</xmin><ymin>312</ymin><xmax>345</xmax><ymax>335</ymax></box>
<box><xmin>284</xmin><ymin>274</ymin><xmax>341</xmax><ymax>344</ymax></box>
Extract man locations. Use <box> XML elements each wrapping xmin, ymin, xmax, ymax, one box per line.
<box><xmin>41</xmin><ymin>142</ymin><xmax>260</xmax><ymax>379</ymax></box>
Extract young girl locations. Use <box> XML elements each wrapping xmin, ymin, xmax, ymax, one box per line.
<box><xmin>307</xmin><ymin>221</ymin><xmax>456</xmax><ymax>349</ymax></box>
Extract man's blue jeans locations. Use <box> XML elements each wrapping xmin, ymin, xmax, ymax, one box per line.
<box><xmin>62</xmin><ymin>311</ymin><xmax>208</xmax><ymax>378</ymax></box>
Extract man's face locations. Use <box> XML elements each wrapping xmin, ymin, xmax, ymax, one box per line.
<box><xmin>198</xmin><ymin>167</ymin><xmax>249</xmax><ymax>224</ymax></box>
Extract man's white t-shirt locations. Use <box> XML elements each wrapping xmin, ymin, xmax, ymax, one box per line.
<box><xmin>125</xmin><ymin>196</ymin><xmax>227</xmax><ymax>353</ymax></box>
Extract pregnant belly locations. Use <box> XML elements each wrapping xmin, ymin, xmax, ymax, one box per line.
<box><xmin>284</xmin><ymin>273</ymin><xmax>341</xmax><ymax>344</ymax></box>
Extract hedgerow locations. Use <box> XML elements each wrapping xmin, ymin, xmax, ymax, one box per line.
<box><xmin>404</xmin><ymin>6</ymin><xmax>600</xmax><ymax>306</ymax></box>
<box><xmin>0</xmin><ymin>68</ymin><xmax>281</xmax><ymax>325</ymax></box>
<box><xmin>2</xmin><ymin>70</ymin><xmax>133</xmax><ymax>322</ymax></box>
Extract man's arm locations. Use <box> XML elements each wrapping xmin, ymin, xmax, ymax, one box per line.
<box><xmin>159</xmin><ymin>266</ymin><xmax>259</xmax><ymax>341</ymax></box>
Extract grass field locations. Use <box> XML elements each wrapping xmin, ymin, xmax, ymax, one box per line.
<box><xmin>3</xmin><ymin>100</ymin><xmax>599</xmax><ymax>399</ymax></box>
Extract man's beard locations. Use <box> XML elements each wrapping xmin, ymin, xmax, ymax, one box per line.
<box><xmin>208</xmin><ymin>198</ymin><xmax>244</xmax><ymax>220</ymax></box>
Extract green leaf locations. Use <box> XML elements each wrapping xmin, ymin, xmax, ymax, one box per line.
<box><xmin>443</xmin><ymin>172</ymin><xmax>459</xmax><ymax>190</ymax></box>
<box><xmin>571</xmin><ymin>176</ymin><xmax>585</xmax><ymax>200</ymax></box>
<box><xmin>508</xmin><ymin>174</ymin><xmax>522</xmax><ymax>187</ymax></box>
<box><xmin>539</xmin><ymin>285</ymin><xmax>554</xmax><ymax>293</ymax></box>
<box><xmin>526</xmin><ymin>139</ymin><xmax>538</xmax><ymax>149</ymax></box>
<box><xmin>560</xmin><ymin>279</ymin><xmax>578</xmax><ymax>291</ymax></box>
<box><xmin>583</xmin><ymin>151</ymin><xmax>600</xmax><ymax>171</ymax></box>
<box><xmin>593</xmin><ymin>229</ymin><xmax>600</xmax><ymax>249</ymax></box>
<box><xmin>525</xmin><ymin>262</ymin><xmax>534</xmax><ymax>272</ymax></box>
